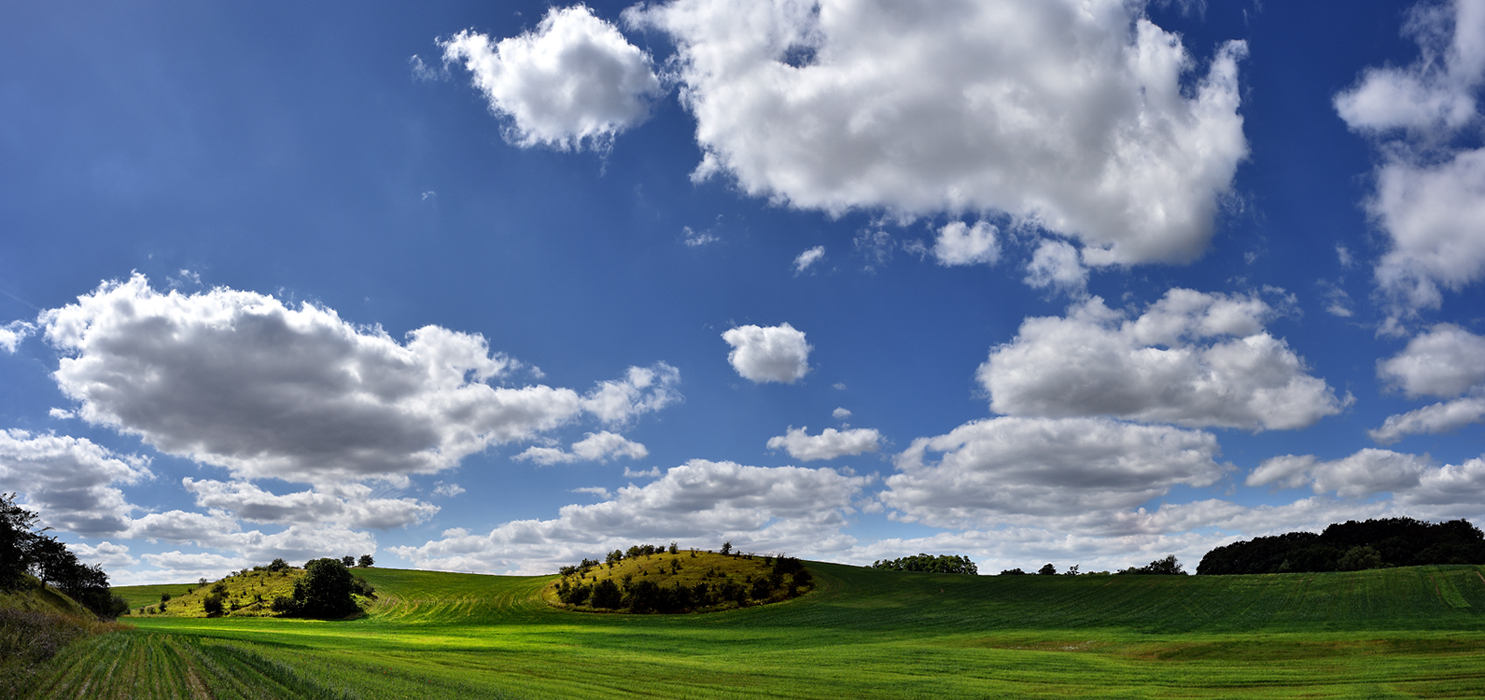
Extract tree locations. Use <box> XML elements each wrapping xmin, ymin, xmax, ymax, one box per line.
<box><xmin>340</xmin><ymin>555</ymin><xmax>355</xmax><ymax>568</ymax></box>
<box><xmin>720</xmin><ymin>541</ymin><xmax>733</xmax><ymax>556</ymax></box>
<box><xmin>1037</xmin><ymin>563</ymin><xmax>1057</xmax><ymax>575</ymax></box>
<box><xmin>0</xmin><ymin>493</ymin><xmax>40</xmax><ymax>591</ymax></box>
<box><xmin>293</xmin><ymin>558</ymin><xmax>361</xmax><ymax>618</ymax></box>
<box><xmin>357</xmin><ymin>554</ymin><xmax>374</xmax><ymax>568</ymax></box>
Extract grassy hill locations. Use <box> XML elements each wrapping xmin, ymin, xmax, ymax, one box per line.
<box><xmin>1</xmin><ymin>576</ymin><xmax>117</xmax><ymax>697</ymax></box>
<box><xmin>34</xmin><ymin>562</ymin><xmax>1485</xmax><ymax>699</ymax></box>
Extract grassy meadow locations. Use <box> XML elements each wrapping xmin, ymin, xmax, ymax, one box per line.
<box><xmin>21</xmin><ymin>562</ymin><xmax>1485</xmax><ymax>699</ymax></box>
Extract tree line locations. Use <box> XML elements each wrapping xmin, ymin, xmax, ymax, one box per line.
<box><xmin>1196</xmin><ymin>517</ymin><xmax>1485</xmax><ymax>575</ymax></box>
<box><xmin>870</xmin><ymin>553</ymin><xmax>978</xmax><ymax>575</ymax></box>
<box><xmin>0</xmin><ymin>493</ymin><xmax>127</xmax><ymax>618</ymax></box>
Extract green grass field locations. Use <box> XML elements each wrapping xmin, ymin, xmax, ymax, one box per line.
<box><xmin>24</xmin><ymin>563</ymin><xmax>1485</xmax><ymax>699</ymax></box>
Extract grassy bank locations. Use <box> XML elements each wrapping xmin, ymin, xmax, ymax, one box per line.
<box><xmin>42</xmin><ymin>562</ymin><xmax>1485</xmax><ymax>699</ymax></box>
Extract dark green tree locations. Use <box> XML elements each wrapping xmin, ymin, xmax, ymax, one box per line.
<box><xmin>292</xmin><ymin>558</ymin><xmax>361</xmax><ymax>618</ymax></box>
<box><xmin>0</xmin><ymin>493</ymin><xmax>40</xmax><ymax>591</ymax></box>
<box><xmin>357</xmin><ymin>554</ymin><xmax>374</xmax><ymax>568</ymax></box>
<box><xmin>1037</xmin><ymin>563</ymin><xmax>1057</xmax><ymax>575</ymax></box>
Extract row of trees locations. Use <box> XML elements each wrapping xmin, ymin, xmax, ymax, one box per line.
<box><xmin>871</xmin><ymin>553</ymin><xmax>979</xmax><ymax>575</ymax></box>
<box><xmin>0</xmin><ymin>494</ymin><xmax>127</xmax><ymax>618</ymax></box>
<box><xmin>997</xmin><ymin>556</ymin><xmax>1184</xmax><ymax>576</ymax></box>
<box><xmin>1197</xmin><ymin>518</ymin><xmax>1485</xmax><ymax>575</ymax></box>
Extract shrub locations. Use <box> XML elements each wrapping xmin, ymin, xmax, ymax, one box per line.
<box><xmin>291</xmin><ymin>558</ymin><xmax>361</xmax><ymax>618</ymax></box>
<box><xmin>1038</xmin><ymin>564</ymin><xmax>1057</xmax><ymax>575</ymax></box>
<box><xmin>202</xmin><ymin>594</ymin><xmax>224</xmax><ymax>617</ymax></box>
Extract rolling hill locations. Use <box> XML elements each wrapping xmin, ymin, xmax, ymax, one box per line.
<box><xmin>23</xmin><ymin>562</ymin><xmax>1485</xmax><ymax>699</ymax></box>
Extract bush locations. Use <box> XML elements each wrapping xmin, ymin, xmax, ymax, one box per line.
<box><xmin>357</xmin><ymin>554</ymin><xmax>374</xmax><ymax>568</ymax></box>
<box><xmin>202</xmin><ymin>593</ymin><xmax>225</xmax><ymax>617</ymax></box>
<box><xmin>1038</xmin><ymin>564</ymin><xmax>1057</xmax><ymax>575</ymax></box>
<box><xmin>871</xmin><ymin>553</ymin><xmax>979</xmax><ymax>575</ymax></box>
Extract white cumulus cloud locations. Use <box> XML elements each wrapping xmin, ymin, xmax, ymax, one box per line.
<box><xmin>722</xmin><ymin>322</ymin><xmax>812</xmax><ymax>384</ymax></box>
<box><xmin>515</xmin><ymin>430</ymin><xmax>649</xmax><ymax>465</ymax></box>
<box><xmin>391</xmin><ymin>459</ymin><xmax>871</xmax><ymax>574</ymax></box>
<box><xmin>1022</xmin><ymin>239</ymin><xmax>1087</xmax><ymax>295</ymax></box>
<box><xmin>442</xmin><ymin>5</ymin><xmax>662</xmax><ymax>150</ymax></box>
<box><xmin>979</xmin><ymin>289</ymin><xmax>1346</xmax><ymax>430</ymax></box>
<box><xmin>932</xmin><ymin>221</ymin><xmax>999</xmax><ymax>267</ymax></box>
<box><xmin>793</xmin><ymin>245</ymin><xmax>825</xmax><ymax>274</ymax></box>
<box><xmin>1335</xmin><ymin>0</ymin><xmax>1485</xmax><ymax>316</ymax></box>
<box><xmin>882</xmin><ymin>416</ymin><xmax>1228</xmax><ymax>529</ymax></box>
<box><xmin>0</xmin><ymin>429</ymin><xmax>152</xmax><ymax>537</ymax></box>
<box><xmin>1247</xmin><ymin>447</ymin><xmax>1485</xmax><ymax>507</ymax></box>
<box><xmin>628</xmin><ymin>0</ymin><xmax>1248</xmax><ymax>265</ymax></box>
<box><xmin>34</xmin><ymin>274</ymin><xmax>678</xmax><ymax>486</ymax></box>
<box><xmin>1372</xmin><ymin>323</ymin><xmax>1485</xmax><ymax>443</ymax></box>
<box><xmin>766</xmin><ymin>426</ymin><xmax>882</xmax><ymax>461</ymax></box>
<box><xmin>181</xmin><ymin>478</ymin><xmax>439</xmax><ymax>530</ymax></box>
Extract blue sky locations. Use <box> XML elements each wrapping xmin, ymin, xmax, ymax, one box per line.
<box><xmin>4</xmin><ymin>0</ymin><xmax>1485</xmax><ymax>583</ymax></box>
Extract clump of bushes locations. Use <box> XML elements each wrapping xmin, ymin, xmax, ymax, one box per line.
<box><xmin>1198</xmin><ymin>518</ymin><xmax>1485</xmax><ymax>575</ymax></box>
<box><xmin>554</xmin><ymin>543</ymin><xmax>813</xmax><ymax>614</ymax></box>
<box><xmin>871</xmin><ymin>553</ymin><xmax>978</xmax><ymax>575</ymax></box>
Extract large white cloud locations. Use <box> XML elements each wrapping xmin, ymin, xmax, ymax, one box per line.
<box><xmin>722</xmin><ymin>323</ymin><xmax>812</xmax><ymax>384</ymax></box>
<box><xmin>881</xmin><ymin>416</ymin><xmax>1228</xmax><ymax>529</ymax></box>
<box><xmin>1250</xmin><ymin>447</ymin><xmax>1485</xmax><ymax>510</ymax></box>
<box><xmin>391</xmin><ymin>459</ymin><xmax>870</xmax><ymax>574</ymax></box>
<box><xmin>628</xmin><ymin>0</ymin><xmax>1248</xmax><ymax>265</ymax></box>
<box><xmin>1335</xmin><ymin>0</ymin><xmax>1485</xmax><ymax>315</ymax></box>
<box><xmin>766</xmin><ymin>426</ymin><xmax>881</xmax><ymax>461</ymax></box>
<box><xmin>181</xmin><ymin>478</ymin><xmax>439</xmax><ymax>530</ymax></box>
<box><xmin>1370</xmin><ymin>391</ymin><xmax>1485</xmax><ymax>444</ymax></box>
<box><xmin>442</xmin><ymin>5</ymin><xmax>662</xmax><ymax>150</ymax></box>
<box><xmin>34</xmin><ymin>274</ymin><xmax>679</xmax><ymax>485</ymax></box>
<box><xmin>979</xmin><ymin>289</ymin><xmax>1347</xmax><ymax>430</ymax></box>
<box><xmin>0</xmin><ymin>429</ymin><xmax>152</xmax><ymax>536</ymax></box>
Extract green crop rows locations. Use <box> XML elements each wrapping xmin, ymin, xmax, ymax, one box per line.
<box><xmin>30</xmin><ymin>563</ymin><xmax>1485</xmax><ymax>699</ymax></box>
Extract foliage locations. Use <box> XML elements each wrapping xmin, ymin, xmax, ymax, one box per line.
<box><xmin>0</xmin><ymin>493</ymin><xmax>40</xmax><ymax>591</ymax></box>
<box><xmin>1037</xmin><ymin>563</ymin><xmax>1057</xmax><ymax>575</ymax></box>
<box><xmin>870</xmin><ymin>553</ymin><xmax>979</xmax><ymax>575</ymax></box>
<box><xmin>999</xmin><ymin>568</ymin><xmax>1026</xmax><ymax>575</ymax></box>
<box><xmin>286</xmin><ymin>558</ymin><xmax>371</xmax><ymax>619</ymax></box>
<box><xmin>549</xmin><ymin>548</ymin><xmax>813</xmax><ymax>613</ymax></box>
<box><xmin>357</xmin><ymin>554</ymin><xmax>374</xmax><ymax>568</ymax></box>
<box><xmin>1198</xmin><ymin>517</ymin><xmax>1485</xmax><ymax>574</ymax></box>
<box><xmin>1118</xmin><ymin>555</ymin><xmax>1185</xmax><ymax>575</ymax></box>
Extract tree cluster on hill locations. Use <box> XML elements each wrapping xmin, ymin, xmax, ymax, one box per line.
<box><xmin>870</xmin><ymin>553</ymin><xmax>979</xmax><ymax>575</ymax></box>
<box><xmin>267</xmin><ymin>558</ymin><xmax>376</xmax><ymax>619</ymax></box>
<box><xmin>0</xmin><ymin>493</ymin><xmax>127</xmax><ymax>619</ymax></box>
<box><xmin>555</xmin><ymin>544</ymin><xmax>812</xmax><ymax>613</ymax></box>
<box><xmin>1197</xmin><ymin>518</ymin><xmax>1485</xmax><ymax>575</ymax></box>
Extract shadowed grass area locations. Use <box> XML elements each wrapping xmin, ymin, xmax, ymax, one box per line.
<box><xmin>57</xmin><ymin>562</ymin><xmax>1485</xmax><ymax>699</ymax></box>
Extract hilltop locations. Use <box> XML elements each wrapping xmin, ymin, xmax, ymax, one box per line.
<box><xmin>544</xmin><ymin>546</ymin><xmax>813</xmax><ymax>613</ymax></box>
<box><xmin>130</xmin><ymin>559</ymin><xmax>375</xmax><ymax>619</ymax></box>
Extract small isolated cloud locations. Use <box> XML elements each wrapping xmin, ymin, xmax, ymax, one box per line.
<box><xmin>1318</xmin><ymin>280</ymin><xmax>1354</xmax><ymax>318</ymax></box>
<box><xmin>1022</xmin><ymin>239</ymin><xmax>1087</xmax><ymax>296</ymax></box>
<box><xmin>47</xmin><ymin>408</ymin><xmax>75</xmax><ymax>420</ymax></box>
<box><xmin>0</xmin><ymin>320</ymin><xmax>33</xmax><ymax>353</ymax></box>
<box><xmin>34</xmin><ymin>274</ymin><xmax>679</xmax><ymax>486</ymax></box>
<box><xmin>932</xmin><ymin>221</ymin><xmax>999</xmax><ymax>267</ymax></box>
<box><xmin>832</xmin><ymin>407</ymin><xmax>852</xmax><ymax>421</ymax></box>
<box><xmin>409</xmin><ymin>54</ymin><xmax>445</xmax><ymax>81</ymax></box>
<box><xmin>627</xmin><ymin>0</ymin><xmax>1249</xmax><ymax>265</ymax></box>
<box><xmin>432</xmin><ymin>481</ymin><xmax>466</xmax><ymax>498</ymax></box>
<box><xmin>883</xmin><ymin>417</ymin><xmax>1227</xmax><ymax>529</ymax></box>
<box><xmin>682</xmin><ymin>225</ymin><xmax>719</xmax><ymax>247</ymax></box>
<box><xmin>442</xmin><ymin>5</ymin><xmax>662</xmax><ymax>150</ymax></box>
<box><xmin>623</xmin><ymin>466</ymin><xmax>661</xmax><ymax>478</ymax></box>
<box><xmin>1335</xmin><ymin>0</ymin><xmax>1485</xmax><ymax>317</ymax></box>
<box><xmin>391</xmin><ymin>459</ymin><xmax>871</xmax><ymax>573</ymax></box>
<box><xmin>0</xmin><ymin>429</ymin><xmax>152</xmax><ymax>537</ymax></box>
<box><xmin>979</xmin><ymin>288</ymin><xmax>1347</xmax><ymax>430</ymax></box>
<box><xmin>722</xmin><ymin>323</ymin><xmax>811</xmax><ymax>384</ymax></box>
<box><xmin>515</xmin><ymin>430</ymin><xmax>649</xmax><ymax>465</ymax></box>
<box><xmin>766</xmin><ymin>426</ymin><xmax>882</xmax><ymax>462</ymax></box>
<box><xmin>793</xmin><ymin>246</ymin><xmax>825</xmax><ymax>274</ymax></box>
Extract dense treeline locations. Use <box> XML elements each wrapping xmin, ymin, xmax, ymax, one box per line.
<box><xmin>871</xmin><ymin>553</ymin><xmax>979</xmax><ymax>575</ymax></box>
<box><xmin>1198</xmin><ymin>517</ymin><xmax>1485</xmax><ymax>575</ymax></box>
<box><xmin>0</xmin><ymin>493</ymin><xmax>126</xmax><ymax>618</ymax></box>
<box><xmin>555</xmin><ymin>543</ymin><xmax>813</xmax><ymax>613</ymax></box>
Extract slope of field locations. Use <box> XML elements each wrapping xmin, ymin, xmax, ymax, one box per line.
<box><xmin>1</xmin><ymin>577</ymin><xmax>118</xmax><ymax>697</ymax></box>
<box><xmin>37</xmin><ymin>563</ymin><xmax>1485</xmax><ymax>699</ymax></box>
